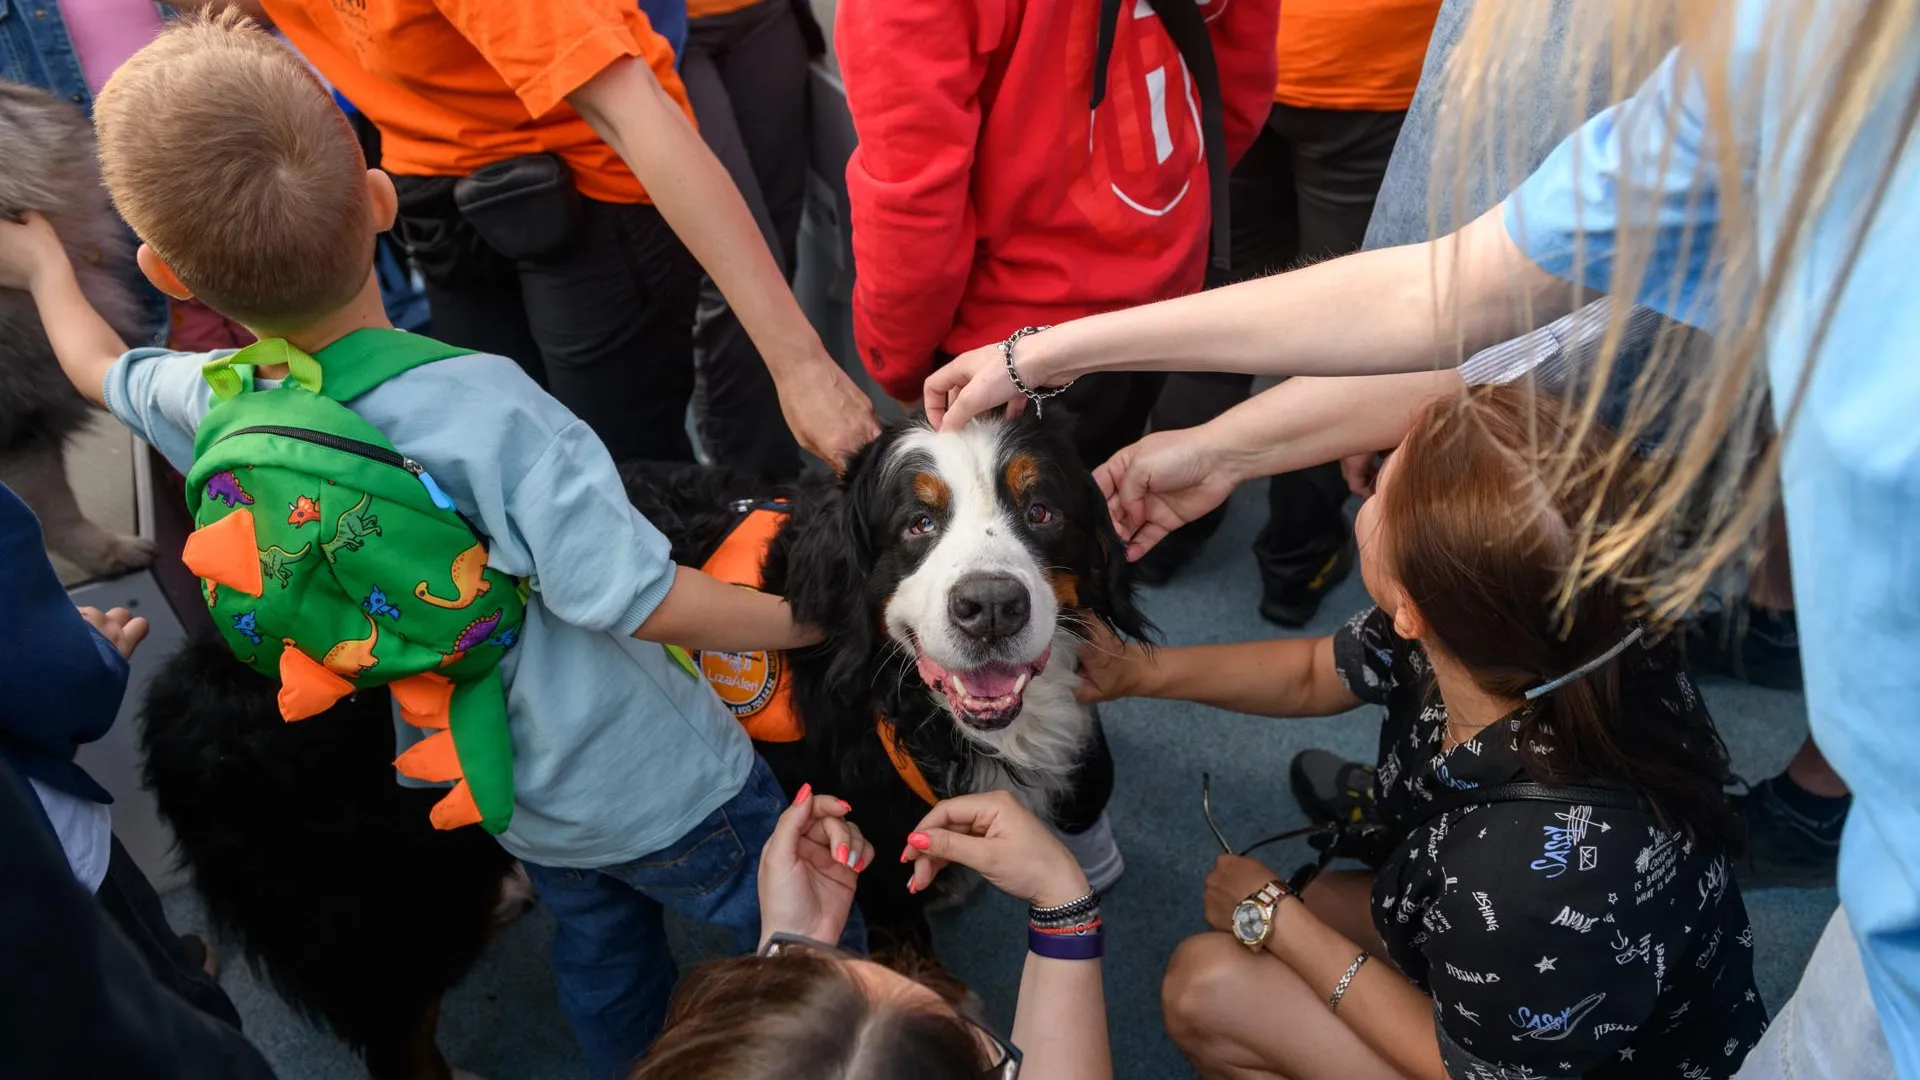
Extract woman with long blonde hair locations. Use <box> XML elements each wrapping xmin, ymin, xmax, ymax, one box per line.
<box><xmin>928</xmin><ymin>1</ymin><xmax>1918</xmax><ymax>1076</ymax></box>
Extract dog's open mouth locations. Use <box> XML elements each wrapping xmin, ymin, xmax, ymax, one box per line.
<box><xmin>914</xmin><ymin>644</ymin><xmax>1053</xmax><ymax>730</ymax></box>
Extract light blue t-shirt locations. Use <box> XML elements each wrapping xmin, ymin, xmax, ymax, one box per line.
<box><xmin>1505</xmin><ymin>4</ymin><xmax>1920</xmax><ymax>1072</ymax></box>
<box><xmin>104</xmin><ymin>346</ymin><xmax>753</xmax><ymax>869</ymax></box>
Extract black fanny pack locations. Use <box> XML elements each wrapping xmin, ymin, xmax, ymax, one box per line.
<box><xmin>452</xmin><ymin>152</ymin><xmax>583</xmax><ymax>262</ymax></box>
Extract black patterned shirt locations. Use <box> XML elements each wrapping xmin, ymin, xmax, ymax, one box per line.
<box><xmin>1332</xmin><ymin>607</ymin><xmax>1768</xmax><ymax>1079</ymax></box>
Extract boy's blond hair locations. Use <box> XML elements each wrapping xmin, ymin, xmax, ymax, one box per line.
<box><xmin>95</xmin><ymin>11</ymin><xmax>372</xmax><ymax>331</ymax></box>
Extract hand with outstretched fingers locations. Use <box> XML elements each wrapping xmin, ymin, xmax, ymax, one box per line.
<box><xmin>1093</xmin><ymin>427</ymin><xmax>1237</xmax><ymax>561</ymax></box>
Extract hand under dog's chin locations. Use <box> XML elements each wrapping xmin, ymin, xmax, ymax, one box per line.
<box><xmin>908</xmin><ymin>638</ymin><xmax>1054</xmax><ymax>731</ymax></box>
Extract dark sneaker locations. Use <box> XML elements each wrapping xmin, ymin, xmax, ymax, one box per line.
<box><xmin>1683</xmin><ymin>602</ymin><xmax>1803</xmax><ymax>691</ymax></box>
<box><xmin>1290</xmin><ymin>749</ymin><xmax>1377</xmax><ymax>827</ymax></box>
<box><xmin>1259</xmin><ymin>541</ymin><xmax>1355</xmax><ymax>628</ymax></box>
<box><xmin>1731</xmin><ymin>776</ymin><xmax>1845</xmax><ymax>889</ymax></box>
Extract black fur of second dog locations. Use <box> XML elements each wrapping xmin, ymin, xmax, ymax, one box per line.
<box><xmin>141</xmin><ymin>637</ymin><xmax>513</xmax><ymax>1080</ymax></box>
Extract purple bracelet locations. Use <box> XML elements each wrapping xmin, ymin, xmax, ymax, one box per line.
<box><xmin>1028</xmin><ymin>925</ymin><xmax>1104</xmax><ymax>961</ymax></box>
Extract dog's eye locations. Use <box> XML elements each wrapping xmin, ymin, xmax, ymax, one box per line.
<box><xmin>905</xmin><ymin>511</ymin><xmax>937</xmax><ymax>538</ymax></box>
<box><xmin>1026</xmin><ymin>502</ymin><xmax>1055</xmax><ymax>527</ymax></box>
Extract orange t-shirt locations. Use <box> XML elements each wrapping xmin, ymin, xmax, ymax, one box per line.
<box><xmin>263</xmin><ymin>0</ymin><xmax>692</xmax><ymax>204</ymax></box>
<box><xmin>1272</xmin><ymin>0</ymin><xmax>1442</xmax><ymax>112</ymax></box>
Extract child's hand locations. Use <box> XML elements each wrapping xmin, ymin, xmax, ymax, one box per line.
<box><xmin>78</xmin><ymin>606</ymin><xmax>150</xmax><ymax>660</ymax></box>
<box><xmin>0</xmin><ymin>212</ymin><xmax>70</xmax><ymax>292</ymax></box>
<box><xmin>1072</xmin><ymin>621</ymin><xmax>1153</xmax><ymax>704</ymax></box>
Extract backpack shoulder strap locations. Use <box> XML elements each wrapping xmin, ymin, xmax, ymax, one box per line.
<box><xmin>312</xmin><ymin>329</ymin><xmax>474</xmax><ymax>403</ymax></box>
<box><xmin>1401</xmin><ymin>781</ymin><xmax>1649</xmax><ymax>842</ymax></box>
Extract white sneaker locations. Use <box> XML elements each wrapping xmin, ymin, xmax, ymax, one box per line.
<box><xmin>1051</xmin><ymin>811</ymin><xmax>1125</xmax><ymax>894</ymax></box>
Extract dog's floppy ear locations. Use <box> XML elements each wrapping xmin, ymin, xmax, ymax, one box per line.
<box><xmin>782</xmin><ymin>437</ymin><xmax>892</xmax><ymax>693</ymax></box>
<box><xmin>1077</xmin><ymin>465</ymin><xmax>1156</xmax><ymax>643</ymax></box>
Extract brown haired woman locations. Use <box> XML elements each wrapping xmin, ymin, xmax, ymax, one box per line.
<box><xmin>1080</xmin><ymin>387</ymin><xmax>1765</xmax><ymax>1079</ymax></box>
<box><xmin>635</xmin><ymin>786</ymin><xmax>1112</xmax><ymax>1079</ymax></box>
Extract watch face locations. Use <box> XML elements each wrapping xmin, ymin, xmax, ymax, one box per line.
<box><xmin>1233</xmin><ymin>900</ymin><xmax>1267</xmax><ymax>944</ymax></box>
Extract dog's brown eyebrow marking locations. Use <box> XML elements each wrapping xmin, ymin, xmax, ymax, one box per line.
<box><xmin>913</xmin><ymin>471</ymin><xmax>950</xmax><ymax>510</ymax></box>
<box><xmin>1003</xmin><ymin>454</ymin><xmax>1040</xmax><ymax>498</ymax></box>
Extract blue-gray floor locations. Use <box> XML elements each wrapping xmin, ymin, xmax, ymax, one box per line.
<box><xmin>161</xmin><ymin>485</ymin><xmax>1835</xmax><ymax>1078</ymax></box>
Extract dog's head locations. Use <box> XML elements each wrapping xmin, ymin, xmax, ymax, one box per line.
<box><xmin>786</xmin><ymin>413</ymin><xmax>1151</xmax><ymax>736</ymax></box>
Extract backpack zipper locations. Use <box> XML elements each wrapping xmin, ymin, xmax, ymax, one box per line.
<box><xmin>221</xmin><ymin>425</ymin><xmax>460</xmax><ymax>513</ymax></box>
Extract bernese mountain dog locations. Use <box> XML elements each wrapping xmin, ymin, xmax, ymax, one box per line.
<box><xmin>137</xmin><ymin>413</ymin><xmax>1148</xmax><ymax>1078</ymax></box>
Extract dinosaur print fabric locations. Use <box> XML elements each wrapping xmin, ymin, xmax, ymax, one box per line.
<box><xmin>180</xmin><ymin>332</ymin><xmax>526</xmax><ymax>834</ymax></box>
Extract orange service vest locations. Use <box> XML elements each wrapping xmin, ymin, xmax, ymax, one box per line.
<box><xmin>693</xmin><ymin>504</ymin><xmax>938</xmax><ymax>805</ymax></box>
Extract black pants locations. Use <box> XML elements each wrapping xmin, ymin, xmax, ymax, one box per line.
<box><xmin>94</xmin><ymin>837</ymin><xmax>245</xmax><ymax>1032</ymax></box>
<box><xmin>682</xmin><ymin>0</ymin><xmax>811</xmax><ymax>480</ymax></box>
<box><xmin>393</xmin><ymin>178</ymin><xmax>702</xmax><ymax>466</ymax></box>
<box><xmin>1150</xmin><ymin>104</ymin><xmax>1406</xmax><ymax>586</ymax></box>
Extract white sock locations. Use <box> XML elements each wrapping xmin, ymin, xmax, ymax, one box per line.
<box><xmin>1051</xmin><ymin>810</ymin><xmax>1125</xmax><ymax>894</ymax></box>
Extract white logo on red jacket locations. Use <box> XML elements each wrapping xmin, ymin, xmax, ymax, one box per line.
<box><xmin>1067</xmin><ymin>0</ymin><xmax>1227</xmax><ymax>239</ymax></box>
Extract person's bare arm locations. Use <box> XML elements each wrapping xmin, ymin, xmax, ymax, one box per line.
<box><xmin>569</xmin><ymin>59</ymin><xmax>879</xmax><ymax>467</ymax></box>
<box><xmin>631</xmin><ymin>566</ymin><xmax>824</xmax><ymax>652</ymax></box>
<box><xmin>0</xmin><ymin>214</ymin><xmax>126</xmax><ymax>407</ymax></box>
<box><xmin>1079</xmin><ymin>634</ymin><xmax>1361</xmax><ymax>719</ymax></box>
<box><xmin>1202</xmin><ymin>370</ymin><xmax>1464</xmax><ymax>483</ymax></box>
<box><xmin>928</xmin><ymin>208</ymin><xmax>1582</xmax><ymax>430</ymax></box>
<box><xmin>1009</xmin><ymin>949</ymin><xmax>1111</xmax><ymax>1080</ymax></box>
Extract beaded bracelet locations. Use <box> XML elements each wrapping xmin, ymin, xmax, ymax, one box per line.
<box><xmin>1028</xmin><ymin>891</ymin><xmax>1099</xmax><ymax>926</ymax></box>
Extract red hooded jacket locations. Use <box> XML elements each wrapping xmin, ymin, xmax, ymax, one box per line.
<box><xmin>838</xmin><ymin>0</ymin><xmax>1280</xmax><ymax>402</ymax></box>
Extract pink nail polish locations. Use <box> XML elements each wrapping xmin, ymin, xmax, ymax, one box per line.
<box><xmin>908</xmin><ymin>880</ymin><xmax>920</xmax><ymax>894</ymax></box>
<box><xmin>792</xmin><ymin>783</ymin><xmax>812</xmax><ymax>808</ymax></box>
<box><xmin>835</xmin><ymin>844</ymin><xmax>848</xmax><ymax>864</ymax></box>
<box><xmin>899</xmin><ymin>846</ymin><xmax>912</xmax><ymax>863</ymax></box>
<box><xmin>837</xmin><ymin>799</ymin><xmax>851</xmax><ymax>811</ymax></box>
<box><xmin>907</xmin><ymin>832</ymin><xmax>931</xmax><ymax>851</ymax></box>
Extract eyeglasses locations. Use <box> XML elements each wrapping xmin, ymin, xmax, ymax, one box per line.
<box><xmin>758</xmin><ymin>933</ymin><xmax>1022</xmax><ymax>1078</ymax></box>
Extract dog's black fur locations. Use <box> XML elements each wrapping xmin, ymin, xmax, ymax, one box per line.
<box><xmin>138</xmin><ymin>415</ymin><xmax>1146</xmax><ymax>1073</ymax></box>
<box><xmin>141</xmin><ymin>637</ymin><xmax>514</xmax><ymax>1080</ymax></box>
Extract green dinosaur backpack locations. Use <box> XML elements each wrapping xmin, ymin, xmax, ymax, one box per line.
<box><xmin>180</xmin><ymin>329</ymin><xmax>525</xmax><ymax>834</ymax></box>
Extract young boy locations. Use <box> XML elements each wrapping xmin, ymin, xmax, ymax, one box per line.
<box><xmin>0</xmin><ymin>16</ymin><xmax>835</xmax><ymax>1077</ymax></box>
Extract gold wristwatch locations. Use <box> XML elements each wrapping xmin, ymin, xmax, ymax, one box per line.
<box><xmin>1232</xmin><ymin>880</ymin><xmax>1290</xmax><ymax>952</ymax></box>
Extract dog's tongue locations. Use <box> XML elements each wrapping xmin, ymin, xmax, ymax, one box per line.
<box><xmin>914</xmin><ymin>646</ymin><xmax>1053</xmax><ymax>726</ymax></box>
<box><xmin>953</xmin><ymin>663</ymin><xmax>1027</xmax><ymax>698</ymax></box>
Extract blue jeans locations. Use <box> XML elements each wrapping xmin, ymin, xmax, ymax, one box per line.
<box><xmin>524</xmin><ymin>755</ymin><xmax>865</xmax><ymax>1079</ymax></box>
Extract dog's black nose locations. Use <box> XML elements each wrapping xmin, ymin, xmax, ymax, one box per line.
<box><xmin>948</xmin><ymin>572</ymin><xmax>1031</xmax><ymax>642</ymax></box>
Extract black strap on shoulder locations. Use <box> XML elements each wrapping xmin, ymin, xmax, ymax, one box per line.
<box><xmin>1090</xmin><ymin>0</ymin><xmax>1230</xmax><ymax>271</ymax></box>
<box><xmin>1402</xmin><ymin>781</ymin><xmax>1650</xmax><ymax>840</ymax></box>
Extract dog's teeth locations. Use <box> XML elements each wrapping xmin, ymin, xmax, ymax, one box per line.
<box><xmin>950</xmin><ymin>675</ymin><xmax>967</xmax><ymax>696</ymax></box>
<box><xmin>1013</xmin><ymin>672</ymin><xmax>1030</xmax><ymax>694</ymax></box>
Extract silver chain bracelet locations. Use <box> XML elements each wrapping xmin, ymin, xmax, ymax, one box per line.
<box><xmin>1000</xmin><ymin>325</ymin><xmax>1073</xmax><ymax>418</ymax></box>
<box><xmin>1328</xmin><ymin>951</ymin><xmax>1370</xmax><ymax>1013</ymax></box>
